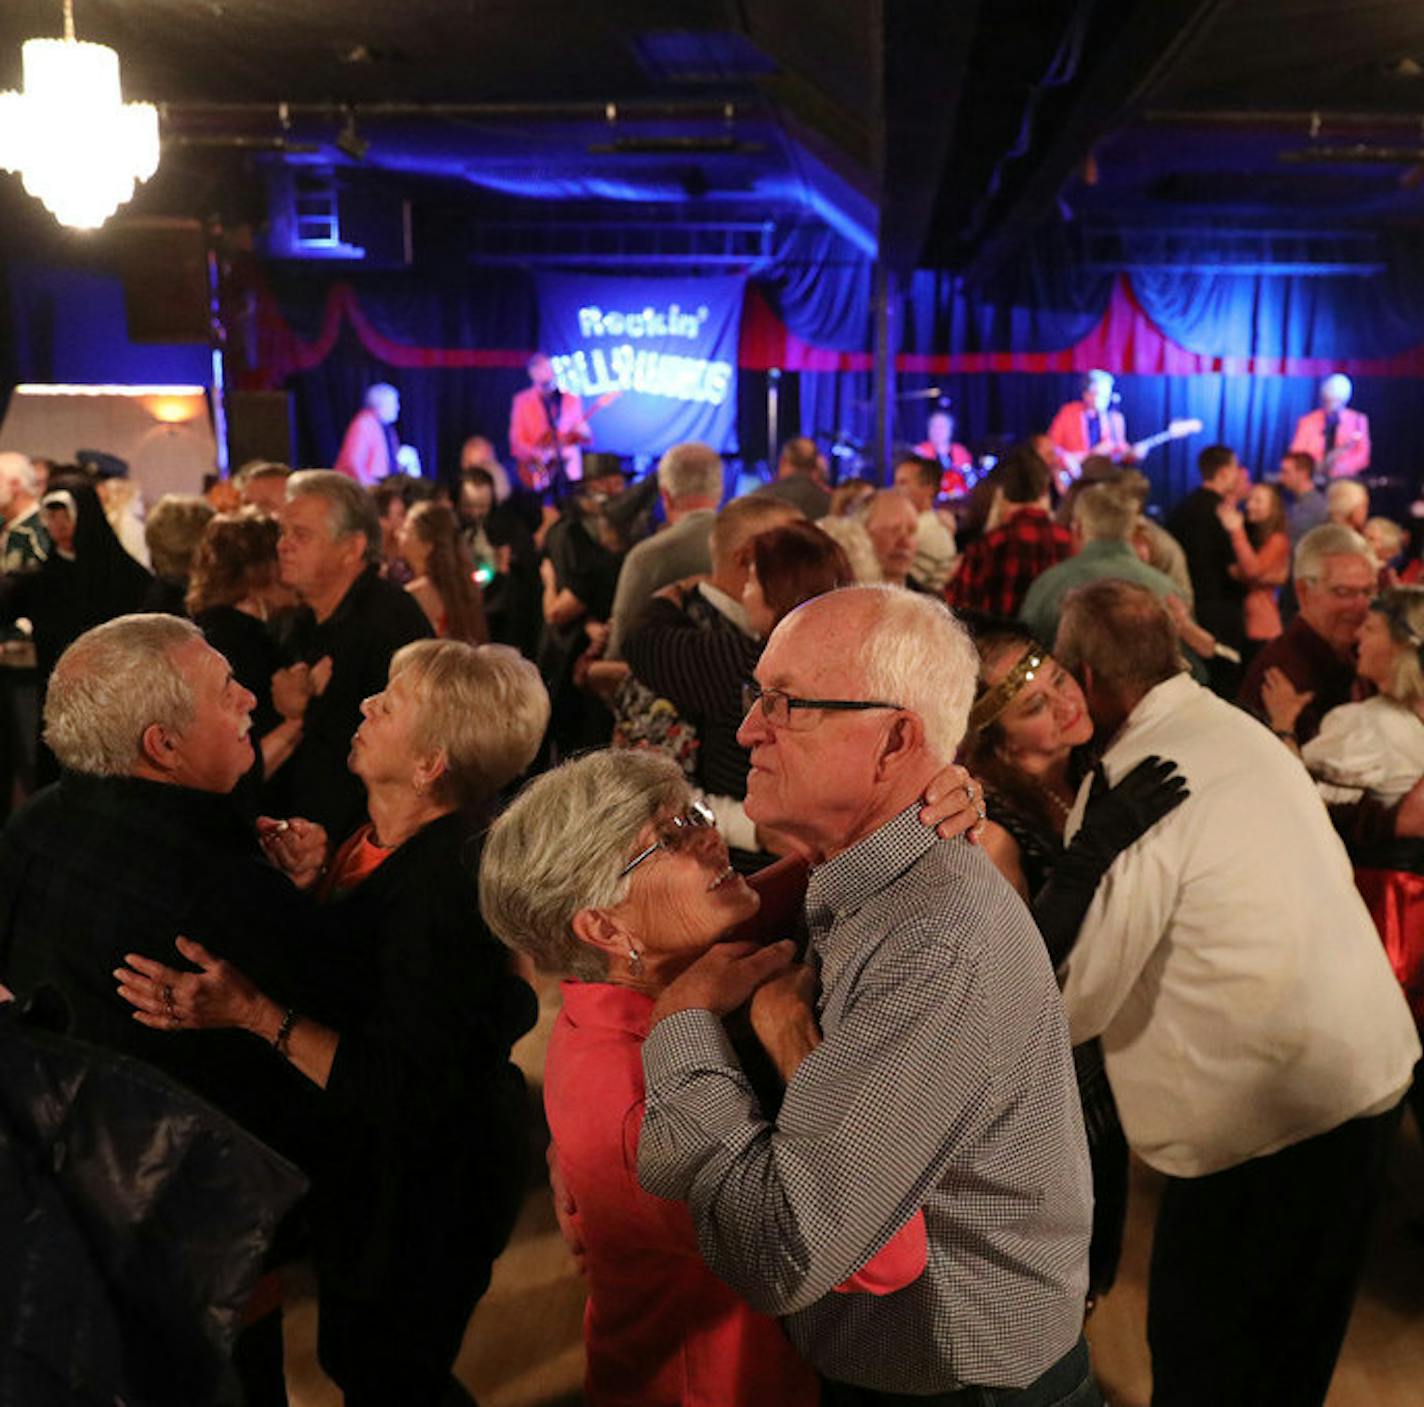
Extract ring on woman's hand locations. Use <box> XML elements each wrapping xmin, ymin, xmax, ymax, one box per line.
<box><xmin>975</xmin><ymin>802</ymin><xmax>987</xmax><ymax>822</ymax></box>
<box><xmin>964</xmin><ymin>781</ymin><xmax>977</xmax><ymax>805</ymax></box>
<box><xmin>162</xmin><ymin>984</ymin><xmax>175</xmax><ymax>1012</ymax></box>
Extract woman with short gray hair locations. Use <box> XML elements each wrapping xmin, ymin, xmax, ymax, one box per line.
<box><xmin>480</xmin><ymin>747</ymin><xmax>940</xmax><ymax>1407</ymax></box>
<box><xmin>115</xmin><ymin>638</ymin><xmax>549</xmax><ymax>1405</ymax></box>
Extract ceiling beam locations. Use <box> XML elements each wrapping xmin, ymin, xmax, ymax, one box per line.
<box><xmin>958</xmin><ymin>0</ymin><xmax>1233</xmax><ymax>289</ymax></box>
<box><xmin>876</xmin><ymin>0</ymin><xmax>981</xmax><ymax>278</ymax></box>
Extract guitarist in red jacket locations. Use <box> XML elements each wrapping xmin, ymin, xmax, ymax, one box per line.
<box><xmin>1048</xmin><ymin>371</ymin><xmax>1203</xmax><ymax>494</ymax></box>
<box><xmin>1047</xmin><ymin>370</ymin><xmax>1134</xmax><ymax>489</ymax></box>
<box><xmin>509</xmin><ymin>353</ymin><xmax>591</xmax><ymax>497</ymax></box>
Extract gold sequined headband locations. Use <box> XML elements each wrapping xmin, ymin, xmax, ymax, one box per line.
<box><xmin>967</xmin><ymin>646</ymin><xmax>1045</xmax><ymax>734</ymax></box>
<box><xmin>1371</xmin><ymin>597</ymin><xmax>1424</xmax><ymax>658</ymax></box>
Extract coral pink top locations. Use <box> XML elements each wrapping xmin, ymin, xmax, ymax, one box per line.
<box><xmin>1226</xmin><ymin>526</ymin><xmax>1290</xmax><ymax>641</ymax></box>
<box><xmin>546</xmin><ymin>981</ymin><xmax>926</xmax><ymax>1407</ymax></box>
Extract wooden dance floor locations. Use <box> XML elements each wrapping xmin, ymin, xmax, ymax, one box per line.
<box><xmin>286</xmin><ymin>977</ymin><xmax>1424</xmax><ymax>1407</ymax></box>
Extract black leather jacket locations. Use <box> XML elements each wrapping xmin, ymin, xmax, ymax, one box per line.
<box><xmin>0</xmin><ymin>1002</ymin><xmax>306</xmax><ymax>1407</ymax></box>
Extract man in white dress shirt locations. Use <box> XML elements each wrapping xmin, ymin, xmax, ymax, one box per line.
<box><xmin>1053</xmin><ymin>578</ymin><xmax>1419</xmax><ymax>1407</ymax></box>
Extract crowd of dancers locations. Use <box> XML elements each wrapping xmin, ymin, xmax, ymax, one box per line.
<box><xmin>0</xmin><ymin>365</ymin><xmax>1420</xmax><ymax>1407</ymax></box>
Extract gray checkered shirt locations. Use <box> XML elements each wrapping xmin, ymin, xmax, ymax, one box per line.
<box><xmin>639</xmin><ymin>805</ymin><xmax>1092</xmax><ymax>1393</ymax></box>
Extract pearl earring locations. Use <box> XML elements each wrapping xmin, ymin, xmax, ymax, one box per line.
<box><xmin>627</xmin><ymin>948</ymin><xmax>643</xmax><ymax>976</ymax></box>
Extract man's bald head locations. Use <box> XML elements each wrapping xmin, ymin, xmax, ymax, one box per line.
<box><xmin>768</xmin><ymin>586</ymin><xmax>977</xmax><ymax>763</ymax></box>
<box><xmin>739</xmin><ymin>586</ymin><xmax>977</xmax><ymax>861</ymax></box>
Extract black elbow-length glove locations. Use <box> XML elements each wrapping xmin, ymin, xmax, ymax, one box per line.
<box><xmin>1033</xmin><ymin>755</ymin><xmax>1189</xmax><ymax>967</ymax></box>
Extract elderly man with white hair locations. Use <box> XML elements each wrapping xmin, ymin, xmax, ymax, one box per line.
<box><xmin>1326</xmin><ymin>475</ymin><xmax>1369</xmax><ymax>533</ymax></box>
<box><xmin>637</xmin><ymin>585</ymin><xmax>1099</xmax><ymax>1404</ymax></box>
<box><xmin>605</xmin><ymin>441</ymin><xmax>725</xmax><ymax>659</ymax></box>
<box><xmin>0</xmin><ymin>613</ymin><xmax>325</xmax><ymax>1162</ymax></box>
<box><xmin>272</xmin><ymin>469</ymin><xmax>432</xmax><ymax>837</ymax></box>
<box><xmin>1239</xmin><ymin>522</ymin><xmax>1375</xmax><ymax>744</ymax></box>
<box><xmin>1291</xmin><ymin>372</ymin><xmax>1371</xmax><ymax>479</ymax></box>
<box><xmin>333</xmin><ymin>381</ymin><xmax>406</xmax><ymax>485</ymax></box>
<box><xmin>858</xmin><ymin>488</ymin><xmax>923</xmax><ymax>590</ymax></box>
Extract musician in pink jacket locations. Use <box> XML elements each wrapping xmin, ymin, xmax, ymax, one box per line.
<box><xmin>1291</xmin><ymin>373</ymin><xmax>1371</xmax><ymax>479</ymax></box>
<box><xmin>333</xmin><ymin>383</ymin><xmax>402</xmax><ymax>486</ymax></box>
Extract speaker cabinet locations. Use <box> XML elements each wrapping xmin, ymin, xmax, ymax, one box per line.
<box><xmin>227</xmin><ymin>390</ymin><xmax>295</xmax><ymax>470</ymax></box>
<box><xmin>111</xmin><ymin>218</ymin><xmax>211</xmax><ymax>344</ymax></box>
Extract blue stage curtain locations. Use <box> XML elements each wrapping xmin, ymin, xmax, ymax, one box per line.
<box><xmin>792</xmin><ymin>226</ymin><xmax>1108</xmax><ymax>459</ymax></box>
<box><xmin>1112</xmin><ymin>372</ymin><xmax>1421</xmax><ymax>514</ymax></box>
<box><xmin>1128</xmin><ymin>232</ymin><xmax>1424</xmax><ymax>359</ymax></box>
<box><xmin>904</xmin><ymin>226</ymin><xmax>1113</xmax><ymax>357</ymax></box>
<box><xmin>757</xmin><ymin>223</ymin><xmax>1114</xmax><ymax>364</ymax></box>
<box><xmin>797</xmin><ymin>368</ymin><xmax>875</xmax><ymax>471</ymax></box>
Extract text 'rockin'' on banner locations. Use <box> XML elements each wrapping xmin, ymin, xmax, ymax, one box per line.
<box><xmin>535</xmin><ymin>273</ymin><xmax>744</xmax><ymax>456</ymax></box>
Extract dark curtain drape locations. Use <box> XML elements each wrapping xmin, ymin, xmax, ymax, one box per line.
<box><xmin>783</xmin><ymin>225</ymin><xmax>1114</xmax><ymax>474</ymax></box>
<box><xmin>284</xmin><ymin>331</ymin><xmax>533</xmax><ymax>481</ymax></box>
<box><xmin>10</xmin><ymin>224</ymin><xmax>1412</xmax><ymax>509</ymax></box>
<box><xmin>905</xmin><ymin>226</ymin><xmax>1114</xmax><ymax>357</ymax></box>
<box><xmin>798</xmin><ymin>369</ymin><xmax>875</xmax><ymax>469</ymax></box>
<box><xmin>269</xmin><ymin>267</ymin><xmax>537</xmax><ymax>477</ymax></box>
<box><xmin>754</xmin><ymin>226</ymin><xmax>873</xmax><ymax>352</ymax></box>
<box><xmin>807</xmin><ymin>229</ymin><xmax>1424</xmax><ymax>503</ymax></box>
<box><xmin>1129</xmin><ymin>232</ymin><xmax>1424</xmax><ymax>360</ymax></box>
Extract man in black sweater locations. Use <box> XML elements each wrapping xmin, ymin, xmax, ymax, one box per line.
<box><xmin>0</xmin><ymin>614</ymin><xmax>325</xmax><ymax>1165</ymax></box>
<box><xmin>271</xmin><ymin>470</ymin><xmax>432</xmax><ymax>838</ymax></box>
<box><xmin>1165</xmin><ymin>444</ymin><xmax>1248</xmax><ymax>695</ymax></box>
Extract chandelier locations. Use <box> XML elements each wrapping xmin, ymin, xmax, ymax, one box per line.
<box><xmin>0</xmin><ymin>0</ymin><xmax>160</xmax><ymax>229</ymax></box>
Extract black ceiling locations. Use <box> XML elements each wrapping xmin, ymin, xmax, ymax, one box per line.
<box><xmin>2</xmin><ymin>0</ymin><xmax>1424</xmax><ymax>275</ymax></box>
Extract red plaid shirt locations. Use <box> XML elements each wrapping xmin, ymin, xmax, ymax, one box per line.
<box><xmin>946</xmin><ymin>507</ymin><xmax>1074</xmax><ymax>618</ymax></box>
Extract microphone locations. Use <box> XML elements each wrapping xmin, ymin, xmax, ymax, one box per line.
<box><xmin>898</xmin><ymin>387</ymin><xmax>945</xmax><ymax>401</ymax></box>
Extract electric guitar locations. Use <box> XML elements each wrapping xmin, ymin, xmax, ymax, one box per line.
<box><xmin>516</xmin><ymin>391</ymin><xmax>622</xmax><ymax>492</ymax></box>
<box><xmin>1055</xmin><ymin>417</ymin><xmax>1203</xmax><ymax>490</ymax></box>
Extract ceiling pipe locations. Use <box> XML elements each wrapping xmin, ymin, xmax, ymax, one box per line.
<box><xmin>1279</xmin><ymin>145</ymin><xmax>1424</xmax><ymax>164</ymax></box>
<box><xmin>1146</xmin><ymin>108</ymin><xmax>1424</xmax><ymax>128</ymax></box>
<box><xmin>159</xmin><ymin>98</ymin><xmax>757</xmax><ymax>122</ymax></box>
